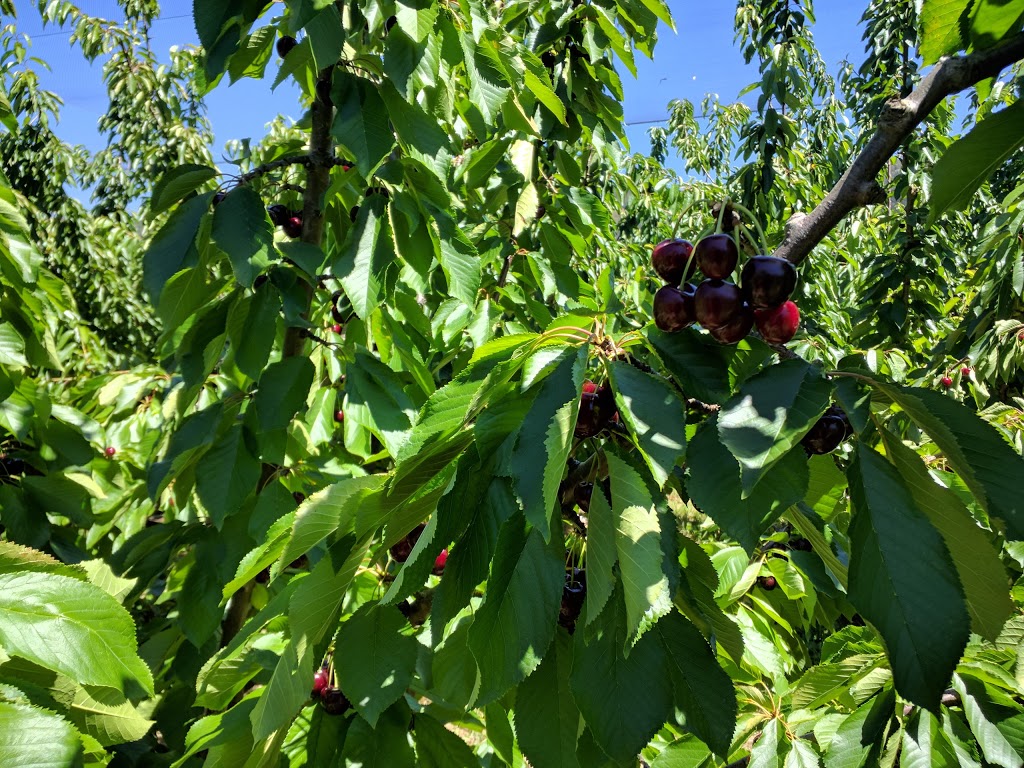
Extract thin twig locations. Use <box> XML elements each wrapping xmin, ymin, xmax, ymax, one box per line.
<box><xmin>774</xmin><ymin>32</ymin><xmax>1024</xmax><ymax>265</ymax></box>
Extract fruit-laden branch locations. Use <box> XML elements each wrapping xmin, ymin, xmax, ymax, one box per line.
<box><xmin>774</xmin><ymin>32</ymin><xmax>1024</xmax><ymax>265</ymax></box>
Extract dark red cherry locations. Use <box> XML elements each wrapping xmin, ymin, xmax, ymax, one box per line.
<box><xmin>801</xmin><ymin>416</ymin><xmax>846</xmax><ymax>455</ymax></box>
<box><xmin>754</xmin><ymin>300</ymin><xmax>800</xmax><ymax>344</ymax></box>
<box><xmin>576</xmin><ymin>382</ymin><xmax>613</xmax><ymax>438</ymax></box>
<box><xmin>558</xmin><ymin>569</ymin><xmax>586</xmax><ymax>631</ymax></box>
<box><xmin>695</xmin><ymin>234</ymin><xmax>739</xmax><ymax>280</ymax></box>
<box><xmin>741</xmin><ymin>255</ymin><xmax>798</xmax><ymax>309</ymax></box>
<box><xmin>653</xmin><ymin>285</ymin><xmax>696</xmax><ymax>332</ymax></box>
<box><xmin>574</xmin><ymin>481</ymin><xmax>593</xmax><ymax>513</ymax></box>
<box><xmin>267</xmin><ymin>204</ymin><xmax>289</xmax><ymax>226</ymax></box>
<box><xmin>709</xmin><ymin>303</ymin><xmax>755</xmax><ymax>345</ymax></box>
<box><xmin>758</xmin><ymin>575</ymin><xmax>778</xmax><ymax>591</ymax></box>
<box><xmin>334</xmin><ymin>410</ymin><xmax>345</xmax><ymax>424</ymax></box>
<box><xmin>651</xmin><ymin>239</ymin><xmax>696</xmax><ymax>286</ymax></box>
<box><xmin>320</xmin><ymin>687</ymin><xmax>351</xmax><ymax>715</ymax></box>
<box><xmin>277</xmin><ymin>35</ymin><xmax>298</xmax><ymax>58</ymax></box>
<box><xmin>694</xmin><ymin>279</ymin><xmax>743</xmax><ymax>329</ymax></box>
<box><xmin>283</xmin><ymin>215</ymin><xmax>303</xmax><ymax>239</ymax></box>
<box><xmin>389</xmin><ymin>523</ymin><xmax>425</xmax><ymax>563</ymax></box>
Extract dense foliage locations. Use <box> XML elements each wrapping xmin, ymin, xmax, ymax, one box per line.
<box><xmin>1</xmin><ymin>0</ymin><xmax>1024</xmax><ymax>766</ymax></box>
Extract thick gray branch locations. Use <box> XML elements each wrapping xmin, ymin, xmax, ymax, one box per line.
<box><xmin>775</xmin><ymin>32</ymin><xmax>1024</xmax><ymax>265</ymax></box>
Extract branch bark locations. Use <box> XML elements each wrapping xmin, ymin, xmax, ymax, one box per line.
<box><xmin>220</xmin><ymin>67</ymin><xmax>336</xmax><ymax>648</ymax></box>
<box><xmin>774</xmin><ymin>32</ymin><xmax>1024</xmax><ymax>265</ymax></box>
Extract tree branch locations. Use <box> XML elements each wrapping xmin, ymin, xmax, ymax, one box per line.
<box><xmin>775</xmin><ymin>32</ymin><xmax>1024</xmax><ymax>265</ymax></box>
<box><xmin>220</xmin><ymin>68</ymin><xmax>336</xmax><ymax>648</ymax></box>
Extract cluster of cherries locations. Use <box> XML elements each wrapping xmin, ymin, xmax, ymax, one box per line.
<box><xmin>268</xmin><ymin>204</ymin><xmax>304</xmax><ymax>239</ymax></box>
<box><xmin>310</xmin><ymin>660</ymin><xmax>351</xmax><ymax>715</ymax></box>
<box><xmin>941</xmin><ymin>366</ymin><xmax>972</xmax><ymax>389</ymax></box>
<box><xmin>651</xmin><ymin>234</ymin><xmax>800</xmax><ymax>345</ymax></box>
<box><xmin>389</xmin><ymin>522</ymin><xmax>449</xmax><ymax>574</ymax></box>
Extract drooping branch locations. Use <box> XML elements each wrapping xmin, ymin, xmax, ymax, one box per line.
<box><xmin>775</xmin><ymin>32</ymin><xmax>1024</xmax><ymax>265</ymax></box>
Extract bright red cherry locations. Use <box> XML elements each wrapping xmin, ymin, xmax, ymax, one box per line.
<box><xmin>754</xmin><ymin>301</ymin><xmax>800</xmax><ymax>344</ymax></box>
<box><xmin>104</xmin><ymin>446</ymin><xmax>117</xmax><ymax>458</ymax></box>
<box><xmin>694</xmin><ymin>279</ymin><xmax>743</xmax><ymax>329</ymax></box>
<box><xmin>433</xmin><ymin>549</ymin><xmax>448</xmax><ymax>574</ymax></box>
<box><xmin>311</xmin><ymin>667</ymin><xmax>330</xmax><ymax>698</ymax></box>
<box><xmin>334</xmin><ymin>410</ymin><xmax>344</xmax><ymax>423</ymax></box>
<box><xmin>331</xmin><ymin>323</ymin><xmax>343</xmax><ymax>335</ymax></box>
<box><xmin>961</xmin><ymin>367</ymin><xmax>972</xmax><ymax>377</ymax></box>
<box><xmin>653</xmin><ymin>285</ymin><xmax>696</xmax><ymax>332</ymax></box>
<box><xmin>695</xmin><ymin>234</ymin><xmax>739</xmax><ymax>280</ymax></box>
<box><xmin>581</xmin><ymin>379</ymin><xmax>598</xmax><ymax>395</ymax></box>
<box><xmin>651</xmin><ymin>239</ymin><xmax>696</xmax><ymax>286</ymax></box>
<box><xmin>941</xmin><ymin>376</ymin><xmax>954</xmax><ymax>388</ymax></box>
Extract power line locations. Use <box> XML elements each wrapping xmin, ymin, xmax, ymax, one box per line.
<box><xmin>15</xmin><ymin>13</ymin><xmax>191</xmax><ymax>41</ymax></box>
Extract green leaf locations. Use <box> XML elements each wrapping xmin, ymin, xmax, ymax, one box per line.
<box><xmin>657</xmin><ymin>612</ymin><xmax>737</xmax><ymax>758</ymax></box>
<box><xmin>142</xmin><ymin>192</ymin><xmax>209</xmax><ymax>302</ymax></box>
<box><xmin>823</xmin><ymin>688</ymin><xmax>895</xmax><ymax>768</ymax></box>
<box><xmin>0</xmin><ymin>700</ymin><xmax>81</xmax><ymax>768</ymax></box>
<box><xmin>607</xmin><ymin>361</ymin><xmax>686</xmax><ymax>487</ymax></box>
<box><xmin>645</xmin><ymin>327</ymin><xmax>773</xmax><ymax>405</ymax></box>
<box><xmin>0</xmin><ymin>322</ymin><xmax>25</xmax><ymax>367</ymax></box>
<box><xmin>570</xmin><ymin>586</ymin><xmax>672</xmax><ymax>763</ymax></box>
<box><xmin>413</xmin><ymin>713</ymin><xmax>478</xmax><ymax>768</ymax></box>
<box><xmin>212</xmin><ymin>186</ymin><xmax>276</xmax><ymax>287</ymax></box>
<box><xmin>345</xmin><ymin>350</ymin><xmax>416</xmax><ymax>457</ymax></box>
<box><xmin>0</xmin><ymin>572</ymin><xmax>154</xmax><ymax>696</ymax></box>
<box><xmin>194</xmin><ymin>424</ymin><xmax>260</xmax><ymax>527</ymax></box>
<box><xmin>53</xmin><ymin>679</ymin><xmax>154</xmax><ymax>747</ymax></box>
<box><xmin>687</xmin><ymin>416</ymin><xmax>808</xmax><ymax>552</ymax></box>
<box><xmin>902</xmin><ymin>710</ymin><xmax>961</xmax><ymax>768</ymax></box>
<box><xmin>226</xmin><ymin>281</ymin><xmax>280</xmax><ymax>380</ymax></box>
<box><xmin>919</xmin><ymin>0</ymin><xmax>972</xmax><ymax>62</ymax></box>
<box><xmin>331</xmin><ymin>75</ymin><xmax>396</xmax><ymax>177</ymax></box>
<box><xmin>279</xmin><ymin>474</ymin><xmax>387</xmax><ymax>568</ymax></box>
<box><xmin>0</xmin><ymin>541</ymin><xmax>87</xmax><ymax>581</ymax></box>
<box><xmin>879</xmin><ymin>431</ymin><xmax>1012</xmax><ymax>641</ymax></box>
<box><xmin>432</xmin><ymin>211</ymin><xmax>482</xmax><ymax>307</ymax></box>
<box><xmin>651</xmin><ymin>736</ymin><xmax>713</xmax><ymax>767</ymax></box>
<box><xmin>342</xmin><ymin>700</ymin><xmax>416</xmax><ymax>767</ymax></box>
<box><xmin>335</xmin><ymin>198</ymin><xmax>395</xmax><ymax>320</ymax></box>
<box><xmin>508</xmin><ymin>346</ymin><xmax>586</xmax><ymax>535</ymax></box>
<box><xmin>718</xmin><ymin>359</ymin><xmax>831</xmax><ymax>496</ymax></box>
<box><xmin>583</xmin><ymin>484</ymin><xmax>616</xmax><ymax>627</ymax></box>
<box><xmin>969</xmin><ymin>0</ymin><xmax>1024</xmax><ymax>50</ymax></box>
<box><xmin>335</xmin><ymin>604</ymin><xmax>418</xmax><ymax>727</ymax></box>
<box><xmin>467</xmin><ymin>510</ymin><xmax>564</xmax><ymax>706</ymax></box>
<box><xmin>149</xmin><ymin>163</ymin><xmax>218</xmax><ymax>217</ymax></box>
<box><xmin>847</xmin><ymin>447</ymin><xmax>969</xmax><ymax>710</ymax></box>
<box><xmin>750</xmin><ymin>718</ymin><xmax>786</xmax><ymax>768</ymax></box>
<box><xmin>513</xmin><ymin>630</ymin><xmax>581</xmax><ymax>768</ymax></box>
<box><xmin>177</xmin><ymin>693</ymin><xmax>258</xmax><ymax>765</ymax></box>
<box><xmin>607</xmin><ymin>453</ymin><xmax>673</xmax><ymax>646</ymax></box>
<box><xmin>929</xmin><ymin>101</ymin><xmax>1024</xmax><ymax>222</ymax></box>
<box><xmin>524</xmin><ymin>68</ymin><xmax>567</xmax><ymax>124</ymax></box>
<box><xmin>864</xmin><ymin>378</ymin><xmax>1024</xmax><ymax>540</ymax></box>
<box><xmin>951</xmin><ymin>673</ymin><xmax>1024</xmax><ymax>768</ymax></box>
<box><xmin>254</xmin><ymin>357</ymin><xmax>314</xmax><ymax>432</ymax></box>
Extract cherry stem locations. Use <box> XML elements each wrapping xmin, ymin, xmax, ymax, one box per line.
<box><xmin>728</xmin><ymin>200</ymin><xmax>770</xmax><ymax>254</ymax></box>
<box><xmin>714</xmin><ymin>197</ymin><xmax>729</xmax><ymax>234</ymax></box>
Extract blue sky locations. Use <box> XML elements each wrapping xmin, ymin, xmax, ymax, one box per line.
<box><xmin>13</xmin><ymin>1</ymin><xmax>869</xmax><ymax>175</ymax></box>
